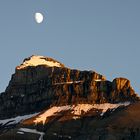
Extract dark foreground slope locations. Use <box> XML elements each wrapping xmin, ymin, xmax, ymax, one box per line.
<box><xmin>0</xmin><ymin>101</ymin><xmax>140</xmax><ymax>140</ymax></box>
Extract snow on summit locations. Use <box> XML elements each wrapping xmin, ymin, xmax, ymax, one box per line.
<box><xmin>17</xmin><ymin>55</ymin><xmax>64</xmax><ymax>69</ymax></box>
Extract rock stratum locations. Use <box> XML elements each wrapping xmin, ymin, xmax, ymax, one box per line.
<box><xmin>0</xmin><ymin>55</ymin><xmax>139</xmax><ymax>140</ymax></box>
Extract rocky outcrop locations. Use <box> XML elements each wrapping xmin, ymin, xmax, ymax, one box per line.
<box><xmin>0</xmin><ymin>56</ymin><xmax>139</xmax><ymax>119</ymax></box>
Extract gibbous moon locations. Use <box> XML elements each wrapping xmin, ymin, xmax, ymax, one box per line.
<box><xmin>35</xmin><ymin>12</ymin><xmax>44</xmax><ymax>24</ymax></box>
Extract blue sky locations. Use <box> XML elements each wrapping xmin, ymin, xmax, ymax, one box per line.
<box><xmin>0</xmin><ymin>0</ymin><xmax>140</xmax><ymax>94</ymax></box>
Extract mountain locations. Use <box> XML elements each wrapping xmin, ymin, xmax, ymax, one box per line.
<box><xmin>0</xmin><ymin>55</ymin><xmax>139</xmax><ymax>140</ymax></box>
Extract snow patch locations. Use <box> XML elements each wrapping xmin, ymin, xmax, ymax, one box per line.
<box><xmin>17</xmin><ymin>55</ymin><xmax>62</xmax><ymax>69</ymax></box>
<box><xmin>71</xmin><ymin>104</ymin><xmax>94</xmax><ymax>116</ymax></box>
<box><xmin>33</xmin><ymin>102</ymin><xmax>130</xmax><ymax>124</ymax></box>
<box><xmin>17</xmin><ymin>131</ymin><xmax>24</xmax><ymax>134</ymax></box>
<box><xmin>93</xmin><ymin>102</ymin><xmax>130</xmax><ymax>116</ymax></box>
<box><xmin>54</xmin><ymin>81</ymin><xmax>83</xmax><ymax>85</ymax></box>
<box><xmin>19</xmin><ymin>128</ymin><xmax>45</xmax><ymax>140</ymax></box>
<box><xmin>0</xmin><ymin>102</ymin><xmax>130</xmax><ymax>126</ymax></box>
<box><xmin>34</xmin><ymin>106</ymin><xmax>71</xmax><ymax>124</ymax></box>
<box><xmin>0</xmin><ymin>113</ymin><xmax>39</xmax><ymax>126</ymax></box>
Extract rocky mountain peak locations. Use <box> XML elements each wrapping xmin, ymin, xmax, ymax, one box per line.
<box><xmin>16</xmin><ymin>55</ymin><xmax>65</xmax><ymax>70</ymax></box>
<box><xmin>0</xmin><ymin>55</ymin><xmax>140</xmax><ymax>140</ymax></box>
<box><xmin>0</xmin><ymin>55</ymin><xmax>139</xmax><ymax>120</ymax></box>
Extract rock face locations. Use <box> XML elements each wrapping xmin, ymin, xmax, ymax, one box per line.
<box><xmin>0</xmin><ymin>55</ymin><xmax>138</xmax><ymax>119</ymax></box>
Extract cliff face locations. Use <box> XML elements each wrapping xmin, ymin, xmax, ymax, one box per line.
<box><xmin>0</xmin><ymin>55</ymin><xmax>138</xmax><ymax>119</ymax></box>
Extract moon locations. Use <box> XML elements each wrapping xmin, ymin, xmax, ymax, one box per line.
<box><xmin>35</xmin><ymin>12</ymin><xmax>44</xmax><ymax>24</ymax></box>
